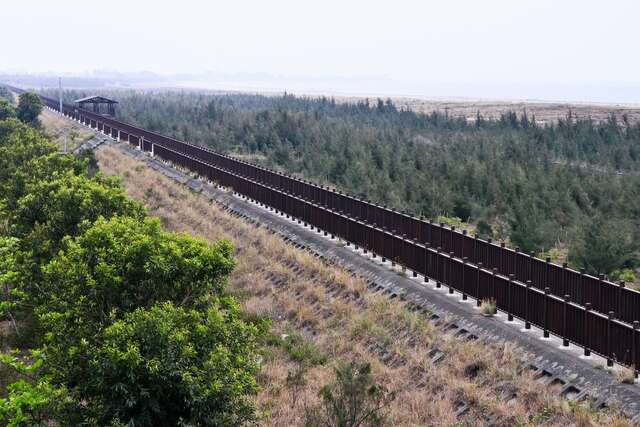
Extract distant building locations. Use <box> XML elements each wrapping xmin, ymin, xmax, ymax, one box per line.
<box><xmin>74</xmin><ymin>95</ymin><xmax>118</xmax><ymax>116</ymax></box>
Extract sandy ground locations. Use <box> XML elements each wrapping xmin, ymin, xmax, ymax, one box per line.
<box><xmin>330</xmin><ymin>96</ymin><xmax>640</xmax><ymax>125</ymax></box>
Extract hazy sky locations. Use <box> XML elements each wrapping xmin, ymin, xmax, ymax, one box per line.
<box><xmin>4</xmin><ymin>0</ymin><xmax>640</xmax><ymax>101</ymax></box>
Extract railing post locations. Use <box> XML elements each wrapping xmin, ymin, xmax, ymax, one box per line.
<box><xmin>578</xmin><ymin>268</ymin><xmax>585</xmax><ymax>305</ymax></box>
<box><xmin>607</xmin><ymin>311</ymin><xmax>615</xmax><ymax>367</ymax></box>
<box><xmin>584</xmin><ymin>303</ymin><xmax>591</xmax><ymax>356</ymax></box>
<box><xmin>462</xmin><ymin>257</ymin><xmax>468</xmax><ymax>300</ymax></box>
<box><xmin>413</xmin><ymin>242</ymin><xmax>418</xmax><ymax>277</ymax></box>
<box><xmin>563</xmin><ymin>294</ymin><xmax>570</xmax><ymax>347</ymax></box>
<box><xmin>473</xmin><ymin>234</ymin><xmax>478</xmax><ymax>264</ymax></box>
<box><xmin>545</xmin><ymin>257</ymin><xmax>551</xmax><ymax>292</ymax></box>
<box><xmin>507</xmin><ymin>274</ymin><xmax>514</xmax><ymax>321</ymax></box>
<box><xmin>491</xmin><ymin>268</ymin><xmax>497</xmax><ymax>300</ymax></box>
<box><xmin>448</xmin><ymin>252</ymin><xmax>454</xmax><ymax>295</ymax></box>
<box><xmin>435</xmin><ymin>247</ymin><xmax>442</xmax><ymax>287</ymax></box>
<box><xmin>391</xmin><ymin>231</ymin><xmax>397</xmax><ymax>266</ymax></box>
<box><xmin>476</xmin><ymin>262</ymin><xmax>482</xmax><ymax>307</ymax></box>
<box><xmin>362</xmin><ymin>225</ymin><xmax>369</xmax><ymax>254</ymax></box>
<box><xmin>371</xmin><ymin>223</ymin><xmax>377</xmax><ymax>257</ymax></box>
<box><xmin>618</xmin><ymin>281</ymin><xmax>626</xmax><ymax>320</ymax></box>
<box><xmin>633</xmin><ymin>321</ymin><xmax>639</xmax><ymax>378</ymax></box>
<box><xmin>423</xmin><ymin>243</ymin><xmax>429</xmax><ymax>282</ymax></box>
<box><xmin>525</xmin><ymin>280</ymin><xmax>531</xmax><ymax>329</ymax></box>
<box><xmin>598</xmin><ymin>274</ymin><xmax>605</xmax><ymax>308</ymax></box>
<box><xmin>543</xmin><ymin>287</ymin><xmax>550</xmax><ymax>338</ymax></box>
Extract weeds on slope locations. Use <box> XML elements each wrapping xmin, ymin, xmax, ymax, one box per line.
<box><xmin>96</xmin><ymin>145</ymin><xmax>631</xmax><ymax>427</ymax></box>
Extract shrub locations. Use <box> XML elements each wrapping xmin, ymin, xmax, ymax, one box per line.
<box><xmin>611</xmin><ymin>269</ymin><xmax>637</xmax><ymax>284</ymax></box>
<box><xmin>305</xmin><ymin>360</ymin><xmax>395</xmax><ymax>427</ymax></box>
<box><xmin>0</xmin><ymin>99</ymin><xmax>16</xmax><ymax>121</ymax></box>
<box><xmin>16</xmin><ymin>93</ymin><xmax>42</xmax><ymax>126</ymax></box>
<box><xmin>82</xmin><ymin>301</ymin><xmax>261</xmax><ymax>426</ymax></box>
<box><xmin>480</xmin><ymin>298</ymin><xmax>497</xmax><ymax>316</ymax></box>
<box><xmin>615</xmin><ymin>366</ymin><xmax>636</xmax><ymax>385</ymax></box>
<box><xmin>40</xmin><ymin>216</ymin><xmax>235</xmax><ymax>342</ymax></box>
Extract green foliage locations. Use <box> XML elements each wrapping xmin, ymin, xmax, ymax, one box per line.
<box><xmin>0</xmin><ymin>87</ymin><xmax>14</xmax><ymax>103</ymax></box>
<box><xmin>10</xmin><ymin>173</ymin><xmax>145</xmax><ymax>266</ymax></box>
<box><xmin>281</xmin><ymin>333</ymin><xmax>327</xmax><ymax>365</ymax></box>
<box><xmin>569</xmin><ymin>216</ymin><xmax>638</xmax><ymax>275</ymax></box>
<box><xmin>0</xmin><ymin>119</ymin><xmax>56</xmax><ymax>197</ymax></box>
<box><xmin>475</xmin><ymin>219</ymin><xmax>493</xmax><ymax>239</ymax></box>
<box><xmin>0</xmin><ymin>99</ymin><xmax>16</xmax><ymax>121</ymax></box>
<box><xmin>305</xmin><ymin>361</ymin><xmax>395</xmax><ymax>427</ymax></box>
<box><xmin>16</xmin><ymin>93</ymin><xmax>42</xmax><ymax>126</ymax></box>
<box><xmin>2</xmin><ymin>152</ymin><xmax>89</xmax><ymax>213</ymax></box>
<box><xmin>436</xmin><ymin>215</ymin><xmax>464</xmax><ymax>228</ymax></box>
<box><xmin>0</xmin><ymin>237</ymin><xmax>25</xmax><ymax>323</ymax></box>
<box><xmin>508</xmin><ymin>201</ymin><xmax>557</xmax><ymax>254</ymax></box>
<box><xmin>610</xmin><ymin>268</ymin><xmax>636</xmax><ymax>283</ymax></box>
<box><xmin>81</xmin><ymin>301</ymin><xmax>260</xmax><ymax>426</ymax></box>
<box><xmin>49</xmin><ymin>89</ymin><xmax>640</xmax><ymax>276</ymax></box>
<box><xmin>0</xmin><ymin>352</ymin><xmax>73</xmax><ymax>427</ymax></box>
<box><xmin>0</xmin><ymin>116</ymin><xmax>262</xmax><ymax>425</ymax></box>
<box><xmin>39</xmin><ymin>216</ymin><xmax>235</xmax><ymax>339</ymax></box>
<box><xmin>538</xmin><ymin>247</ymin><xmax>563</xmax><ymax>263</ymax></box>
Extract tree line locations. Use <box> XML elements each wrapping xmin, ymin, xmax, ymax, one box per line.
<box><xmin>1</xmin><ymin>90</ymin><xmax>397</xmax><ymax>426</ymax></box>
<box><xmin>0</xmin><ymin>93</ymin><xmax>263</xmax><ymax>425</ymax></box>
<box><xmin>45</xmin><ymin>89</ymin><xmax>640</xmax><ymax>281</ymax></box>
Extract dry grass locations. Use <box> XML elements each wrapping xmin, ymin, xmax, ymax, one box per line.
<box><xmin>39</xmin><ymin>108</ymin><xmax>94</xmax><ymax>151</ymax></box>
<box><xmin>96</xmin><ymin>144</ymin><xmax>630</xmax><ymax>426</ymax></box>
<box><xmin>330</xmin><ymin>95</ymin><xmax>640</xmax><ymax>125</ymax></box>
<box><xmin>615</xmin><ymin>367</ymin><xmax>637</xmax><ymax>385</ymax></box>
<box><xmin>480</xmin><ymin>298</ymin><xmax>497</xmax><ymax>316</ymax></box>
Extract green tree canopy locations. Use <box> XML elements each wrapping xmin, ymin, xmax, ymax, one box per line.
<box><xmin>2</xmin><ymin>153</ymin><xmax>89</xmax><ymax>213</ymax></box>
<box><xmin>0</xmin><ymin>86</ymin><xmax>14</xmax><ymax>102</ymax></box>
<box><xmin>0</xmin><ymin>98</ymin><xmax>16</xmax><ymax>121</ymax></box>
<box><xmin>10</xmin><ymin>173</ymin><xmax>145</xmax><ymax>266</ymax></box>
<box><xmin>16</xmin><ymin>93</ymin><xmax>42</xmax><ymax>125</ymax></box>
<box><xmin>0</xmin><ymin>116</ymin><xmax>261</xmax><ymax>425</ymax></box>
<box><xmin>40</xmin><ymin>216</ymin><xmax>235</xmax><ymax>337</ymax></box>
<box><xmin>83</xmin><ymin>301</ymin><xmax>261</xmax><ymax>426</ymax></box>
<box><xmin>569</xmin><ymin>216</ymin><xmax>638</xmax><ymax>276</ymax></box>
<box><xmin>0</xmin><ymin>119</ymin><xmax>55</xmax><ymax>193</ymax></box>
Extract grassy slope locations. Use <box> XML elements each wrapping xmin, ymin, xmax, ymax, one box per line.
<box><xmin>95</xmin><ymin>144</ymin><xmax>630</xmax><ymax>426</ymax></box>
<box><xmin>39</xmin><ymin>108</ymin><xmax>94</xmax><ymax>151</ymax></box>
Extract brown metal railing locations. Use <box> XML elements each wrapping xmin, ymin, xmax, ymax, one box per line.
<box><xmin>23</xmin><ymin>89</ymin><xmax>640</xmax><ymax>372</ymax></box>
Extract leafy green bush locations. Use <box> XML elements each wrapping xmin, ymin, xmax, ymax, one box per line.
<box><xmin>40</xmin><ymin>216</ymin><xmax>235</xmax><ymax>336</ymax></box>
<box><xmin>569</xmin><ymin>216</ymin><xmax>638</xmax><ymax>276</ymax></box>
<box><xmin>0</xmin><ymin>351</ymin><xmax>73</xmax><ymax>427</ymax></box>
<box><xmin>611</xmin><ymin>268</ymin><xmax>637</xmax><ymax>284</ymax></box>
<box><xmin>81</xmin><ymin>301</ymin><xmax>261</xmax><ymax>426</ymax></box>
<box><xmin>0</xmin><ymin>99</ymin><xmax>16</xmax><ymax>121</ymax></box>
<box><xmin>0</xmin><ymin>117</ymin><xmax>262</xmax><ymax>425</ymax></box>
<box><xmin>16</xmin><ymin>93</ymin><xmax>42</xmax><ymax>126</ymax></box>
<box><xmin>10</xmin><ymin>173</ymin><xmax>146</xmax><ymax>265</ymax></box>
